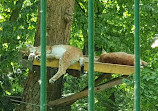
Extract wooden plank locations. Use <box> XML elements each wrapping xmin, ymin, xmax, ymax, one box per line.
<box><xmin>48</xmin><ymin>77</ymin><xmax>123</xmax><ymax>106</ymax></box>
<box><xmin>33</xmin><ymin>57</ymin><xmax>135</xmax><ymax>75</ymax></box>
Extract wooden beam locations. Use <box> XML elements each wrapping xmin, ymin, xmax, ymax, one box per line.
<box><xmin>48</xmin><ymin>77</ymin><xmax>123</xmax><ymax>106</ymax></box>
<box><xmin>33</xmin><ymin>57</ymin><xmax>135</xmax><ymax>75</ymax></box>
<box><xmin>82</xmin><ymin>73</ymin><xmax>112</xmax><ymax>91</ymax></box>
<box><xmin>67</xmin><ymin>73</ymin><xmax>113</xmax><ymax>106</ymax></box>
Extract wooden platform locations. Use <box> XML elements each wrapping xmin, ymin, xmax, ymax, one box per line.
<box><xmin>33</xmin><ymin>56</ymin><xmax>134</xmax><ymax>75</ymax></box>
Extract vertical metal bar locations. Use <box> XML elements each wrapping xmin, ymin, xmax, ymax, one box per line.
<box><xmin>134</xmin><ymin>0</ymin><xmax>140</xmax><ymax>111</ymax></box>
<box><xmin>88</xmin><ymin>0</ymin><xmax>94</xmax><ymax>111</ymax></box>
<box><xmin>40</xmin><ymin>0</ymin><xmax>47</xmax><ymax>111</ymax></box>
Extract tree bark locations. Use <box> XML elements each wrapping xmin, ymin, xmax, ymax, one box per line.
<box><xmin>16</xmin><ymin>0</ymin><xmax>75</xmax><ymax>111</ymax></box>
<box><xmin>9</xmin><ymin>0</ymin><xmax>25</xmax><ymax>21</ymax></box>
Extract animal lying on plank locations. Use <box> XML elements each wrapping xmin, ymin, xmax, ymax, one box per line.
<box><xmin>23</xmin><ymin>45</ymin><xmax>84</xmax><ymax>83</ymax></box>
<box><xmin>98</xmin><ymin>51</ymin><xmax>147</xmax><ymax>67</ymax></box>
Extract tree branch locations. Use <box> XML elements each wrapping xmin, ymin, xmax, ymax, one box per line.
<box><xmin>48</xmin><ymin>77</ymin><xmax>124</xmax><ymax>106</ymax></box>
<box><xmin>9</xmin><ymin>0</ymin><xmax>25</xmax><ymax>21</ymax></box>
<box><xmin>75</xmin><ymin>0</ymin><xmax>86</xmax><ymax>15</ymax></box>
<box><xmin>82</xmin><ymin>73</ymin><xmax>112</xmax><ymax>91</ymax></box>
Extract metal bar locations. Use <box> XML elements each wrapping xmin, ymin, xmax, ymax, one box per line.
<box><xmin>40</xmin><ymin>0</ymin><xmax>47</xmax><ymax>111</ymax></box>
<box><xmin>88</xmin><ymin>0</ymin><xmax>94</xmax><ymax>111</ymax></box>
<box><xmin>134</xmin><ymin>0</ymin><xmax>140</xmax><ymax>111</ymax></box>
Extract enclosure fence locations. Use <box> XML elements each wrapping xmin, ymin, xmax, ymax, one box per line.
<box><xmin>134</xmin><ymin>0</ymin><xmax>140</xmax><ymax>111</ymax></box>
<box><xmin>40</xmin><ymin>0</ymin><xmax>47</xmax><ymax>111</ymax></box>
<box><xmin>39</xmin><ymin>0</ymin><xmax>140</xmax><ymax>111</ymax></box>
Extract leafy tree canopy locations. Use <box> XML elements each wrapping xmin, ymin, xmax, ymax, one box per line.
<box><xmin>0</xmin><ymin>0</ymin><xmax>158</xmax><ymax>110</ymax></box>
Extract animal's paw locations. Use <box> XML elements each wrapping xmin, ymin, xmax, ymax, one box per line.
<box><xmin>49</xmin><ymin>78</ymin><xmax>56</xmax><ymax>84</ymax></box>
<box><xmin>35</xmin><ymin>55</ymin><xmax>41</xmax><ymax>61</ymax></box>
<box><xmin>28</xmin><ymin>54</ymin><xmax>35</xmax><ymax>61</ymax></box>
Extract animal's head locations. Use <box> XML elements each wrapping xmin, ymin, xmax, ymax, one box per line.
<box><xmin>20</xmin><ymin>44</ymin><xmax>34</xmax><ymax>55</ymax></box>
<box><xmin>27</xmin><ymin>45</ymin><xmax>38</xmax><ymax>61</ymax></box>
<box><xmin>28</xmin><ymin>46</ymin><xmax>37</xmax><ymax>55</ymax></box>
<box><xmin>20</xmin><ymin>44</ymin><xmax>37</xmax><ymax>61</ymax></box>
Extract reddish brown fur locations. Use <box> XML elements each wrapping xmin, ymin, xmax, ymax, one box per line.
<box><xmin>98</xmin><ymin>52</ymin><xmax>147</xmax><ymax>66</ymax></box>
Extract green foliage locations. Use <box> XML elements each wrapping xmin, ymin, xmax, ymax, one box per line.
<box><xmin>0</xmin><ymin>0</ymin><xmax>38</xmax><ymax>110</ymax></box>
<box><xmin>1</xmin><ymin>0</ymin><xmax>158</xmax><ymax>110</ymax></box>
<box><xmin>69</xmin><ymin>0</ymin><xmax>158</xmax><ymax>110</ymax></box>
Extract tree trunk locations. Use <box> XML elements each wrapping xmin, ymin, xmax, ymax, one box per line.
<box><xmin>16</xmin><ymin>0</ymin><xmax>75</xmax><ymax>111</ymax></box>
<box><xmin>9</xmin><ymin>0</ymin><xmax>25</xmax><ymax>21</ymax></box>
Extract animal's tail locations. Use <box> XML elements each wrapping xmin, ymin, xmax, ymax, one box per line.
<box><xmin>79</xmin><ymin>56</ymin><xmax>84</xmax><ymax>74</ymax></box>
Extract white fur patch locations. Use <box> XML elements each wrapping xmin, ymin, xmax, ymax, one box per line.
<box><xmin>79</xmin><ymin>57</ymin><xmax>84</xmax><ymax>66</ymax></box>
<box><xmin>51</xmin><ymin>46</ymin><xmax>66</xmax><ymax>59</ymax></box>
<box><xmin>28</xmin><ymin>53</ymin><xmax>35</xmax><ymax>61</ymax></box>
